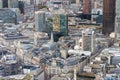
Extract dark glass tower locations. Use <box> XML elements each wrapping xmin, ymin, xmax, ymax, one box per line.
<box><xmin>2</xmin><ymin>0</ymin><xmax>8</xmax><ymax>8</ymax></box>
<box><xmin>102</xmin><ymin>0</ymin><xmax>116</xmax><ymax>35</ymax></box>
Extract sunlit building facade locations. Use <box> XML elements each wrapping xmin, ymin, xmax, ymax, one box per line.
<box><xmin>53</xmin><ymin>13</ymin><xmax>68</xmax><ymax>36</ymax></box>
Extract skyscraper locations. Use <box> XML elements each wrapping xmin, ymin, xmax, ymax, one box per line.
<box><xmin>2</xmin><ymin>0</ymin><xmax>8</xmax><ymax>8</ymax></box>
<box><xmin>8</xmin><ymin>0</ymin><xmax>18</xmax><ymax>8</ymax></box>
<box><xmin>81</xmin><ymin>29</ymin><xmax>96</xmax><ymax>52</ymax></box>
<box><xmin>0</xmin><ymin>0</ymin><xmax>3</xmax><ymax>8</ymax></box>
<box><xmin>102</xmin><ymin>0</ymin><xmax>116</xmax><ymax>35</ymax></box>
<box><xmin>83</xmin><ymin>0</ymin><xmax>91</xmax><ymax>14</ymax></box>
<box><xmin>35</xmin><ymin>11</ymin><xmax>46</xmax><ymax>32</ymax></box>
<box><xmin>116</xmin><ymin>0</ymin><xmax>120</xmax><ymax>16</ymax></box>
<box><xmin>53</xmin><ymin>13</ymin><xmax>68</xmax><ymax>36</ymax></box>
<box><xmin>115</xmin><ymin>0</ymin><xmax>120</xmax><ymax>39</ymax></box>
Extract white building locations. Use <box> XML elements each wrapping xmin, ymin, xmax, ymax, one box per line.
<box><xmin>82</xmin><ymin>29</ymin><xmax>95</xmax><ymax>52</ymax></box>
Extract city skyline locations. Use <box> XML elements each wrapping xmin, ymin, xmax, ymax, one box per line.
<box><xmin>0</xmin><ymin>0</ymin><xmax>119</xmax><ymax>80</ymax></box>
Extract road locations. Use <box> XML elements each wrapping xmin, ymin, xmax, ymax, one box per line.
<box><xmin>90</xmin><ymin>46</ymin><xmax>105</xmax><ymax>60</ymax></box>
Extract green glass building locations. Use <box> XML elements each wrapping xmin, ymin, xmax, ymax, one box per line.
<box><xmin>60</xmin><ymin>14</ymin><xmax>68</xmax><ymax>36</ymax></box>
<box><xmin>53</xmin><ymin>13</ymin><xmax>68</xmax><ymax>36</ymax></box>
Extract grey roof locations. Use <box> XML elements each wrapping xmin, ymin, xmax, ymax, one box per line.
<box><xmin>3</xmin><ymin>33</ymin><xmax>28</xmax><ymax>40</ymax></box>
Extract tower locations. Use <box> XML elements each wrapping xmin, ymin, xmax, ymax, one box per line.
<box><xmin>53</xmin><ymin>12</ymin><xmax>68</xmax><ymax>36</ymax></box>
<box><xmin>35</xmin><ymin>11</ymin><xmax>46</xmax><ymax>32</ymax></box>
<box><xmin>2</xmin><ymin>0</ymin><xmax>8</xmax><ymax>8</ymax></box>
<box><xmin>82</xmin><ymin>29</ymin><xmax>95</xmax><ymax>52</ymax></box>
<box><xmin>102</xmin><ymin>0</ymin><xmax>116</xmax><ymax>35</ymax></box>
<box><xmin>82</xmin><ymin>30</ymin><xmax>91</xmax><ymax>51</ymax></box>
<box><xmin>8</xmin><ymin>0</ymin><xmax>18</xmax><ymax>8</ymax></box>
<box><xmin>83</xmin><ymin>0</ymin><xmax>91</xmax><ymax>14</ymax></box>
<box><xmin>0</xmin><ymin>0</ymin><xmax>3</xmax><ymax>8</ymax></box>
<box><xmin>115</xmin><ymin>0</ymin><xmax>120</xmax><ymax>39</ymax></box>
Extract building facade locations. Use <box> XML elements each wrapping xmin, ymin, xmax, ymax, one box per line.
<box><xmin>53</xmin><ymin>13</ymin><xmax>68</xmax><ymax>36</ymax></box>
<box><xmin>0</xmin><ymin>9</ymin><xmax>17</xmax><ymax>23</ymax></box>
<box><xmin>2</xmin><ymin>0</ymin><xmax>8</xmax><ymax>8</ymax></box>
<box><xmin>83</xmin><ymin>0</ymin><xmax>91</xmax><ymax>14</ymax></box>
<box><xmin>35</xmin><ymin>11</ymin><xmax>46</xmax><ymax>32</ymax></box>
<box><xmin>102</xmin><ymin>0</ymin><xmax>116</xmax><ymax>35</ymax></box>
<box><xmin>8</xmin><ymin>0</ymin><xmax>18</xmax><ymax>8</ymax></box>
<box><xmin>115</xmin><ymin>0</ymin><xmax>120</xmax><ymax>39</ymax></box>
<box><xmin>0</xmin><ymin>0</ymin><xmax>3</xmax><ymax>8</ymax></box>
<box><xmin>0</xmin><ymin>0</ymin><xmax>18</xmax><ymax>8</ymax></box>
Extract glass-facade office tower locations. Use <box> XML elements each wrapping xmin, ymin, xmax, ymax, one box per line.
<box><xmin>83</xmin><ymin>0</ymin><xmax>91</xmax><ymax>14</ymax></box>
<box><xmin>0</xmin><ymin>0</ymin><xmax>3</xmax><ymax>8</ymax></box>
<box><xmin>2</xmin><ymin>0</ymin><xmax>8</xmax><ymax>8</ymax></box>
<box><xmin>8</xmin><ymin>0</ymin><xmax>18</xmax><ymax>8</ymax></box>
<box><xmin>35</xmin><ymin>11</ymin><xmax>46</xmax><ymax>32</ymax></box>
<box><xmin>53</xmin><ymin>13</ymin><xmax>68</xmax><ymax>36</ymax></box>
<box><xmin>116</xmin><ymin>0</ymin><xmax>120</xmax><ymax>16</ymax></box>
<box><xmin>0</xmin><ymin>0</ymin><xmax>18</xmax><ymax>8</ymax></box>
<box><xmin>102</xmin><ymin>0</ymin><xmax>116</xmax><ymax>35</ymax></box>
<box><xmin>115</xmin><ymin>0</ymin><xmax>120</xmax><ymax>39</ymax></box>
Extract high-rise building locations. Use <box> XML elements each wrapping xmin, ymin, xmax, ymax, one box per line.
<box><xmin>53</xmin><ymin>13</ymin><xmax>68</xmax><ymax>36</ymax></box>
<box><xmin>0</xmin><ymin>9</ymin><xmax>17</xmax><ymax>23</ymax></box>
<box><xmin>0</xmin><ymin>0</ymin><xmax>3</xmax><ymax>8</ymax></box>
<box><xmin>115</xmin><ymin>0</ymin><xmax>120</xmax><ymax>39</ymax></box>
<box><xmin>115</xmin><ymin>16</ymin><xmax>120</xmax><ymax>39</ymax></box>
<box><xmin>35</xmin><ymin>11</ymin><xmax>46</xmax><ymax>32</ymax></box>
<box><xmin>1</xmin><ymin>0</ymin><xmax>18</xmax><ymax>8</ymax></box>
<box><xmin>116</xmin><ymin>0</ymin><xmax>120</xmax><ymax>16</ymax></box>
<box><xmin>82</xmin><ymin>31</ymin><xmax>91</xmax><ymax>51</ymax></box>
<box><xmin>82</xmin><ymin>29</ymin><xmax>95</xmax><ymax>52</ymax></box>
<box><xmin>2</xmin><ymin>0</ymin><xmax>8</xmax><ymax>8</ymax></box>
<box><xmin>102</xmin><ymin>0</ymin><xmax>116</xmax><ymax>35</ymax></box>
<box><xmin>83</xmin><ymin>0</ymin><xmax>91</xmax><ymax>14</ymax></box>
<box><xmin>8</xmin><ymin>0</ymin><xmax>18</xmax><ymax>8</ymax></box>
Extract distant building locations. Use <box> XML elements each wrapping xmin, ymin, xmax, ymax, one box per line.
<box><xmin>91</xmin><ymin>0</ymin><xmax>103</xmax><ymax>9</ymax></box>
<box><xmin>116</xmin><ymin>0</ymin><xmax>120</xmax><ymax>16</ymax></box>
<box><xmin>91</xmin><ymin>8</ymin><xmax>103</xmax><ymax>23</ymax></box>
<box><xmin>0</xmin><ymin>0</ymin><xmax>18</xmax><ymax>8</ymax></box>
<box><xmin>24</xmin><ymin>4</ymin><xmax>34</xmax><ymax>18</ymax></box>
<box><xmin>83</xmin><ymin>0</ymin><xmax>91</xmax><ymax>14</ymax></box>
<box><xmin>115</xmin><ymin>16</ymin><xmax>120</xmax><ymax>39</ymax></box>
<box><xmin>0</xmin><ymin>54</ymin><xmax>19</xmax><ymax>76</ymax></box>
<box><xmin>0</xmin><ymin>9</ymin><xmax>17</xmax><ymax>24</ymax></box>
<box><xmin>102</xmin><ymin>0</ymin><xmax>116</xmax><ymax>35</ymax></box>
<box><xmin>2</xmin><ymin>0</ymin><xmax>8</xmax><ymax>8</ymax></box>
<box><xmin>62</xmin><ymin>0</ymin><xmax>71</xmax><ymax>9</ymax></box>
<box><xmin>8</xmin><ymin>0</ymin><xmax>18</xmax><ymax>8</ymax></box>
<box><xmin>82</xmin><ymin>29</ymin><xmax>95</xmax><ymax>52</ymax></box>
<box><xmin>35</xmin><ymin>11</ymin><xmax>46</xmax><ymax>32</ymax></box>
<box><xmin>0</xmin><ymin>0</ymin><xmax>3</xmax><ymax>8</ymax></box>
<box><xmin>53</xmin><ymin>12</ymin><xmax>68</xmax><ymax>36</ymax></box>
<box><xmin>10</xmin><ymin>8</ymin><xmax>22</xmax><ymax>23</ymax></box>
<box><xmin>115</xmin><ymin>0</ymin><xmax>120</xmax><ymax>39</ymax></box>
